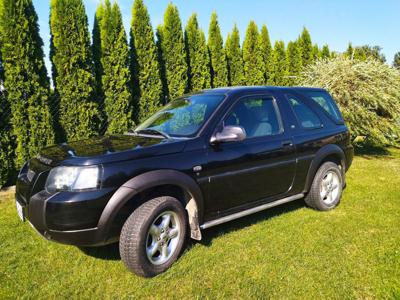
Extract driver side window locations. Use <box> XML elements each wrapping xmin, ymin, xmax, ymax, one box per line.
<box><xmin>224</xmin><ymin>97</ymin><xmax>282</xmax><ymax>138</ymax></box>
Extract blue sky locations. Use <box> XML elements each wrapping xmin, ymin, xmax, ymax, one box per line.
<box><xmin>33</xmin><ymin>0</ymin><xmax>400</xmax><ymax>74</ymax></box>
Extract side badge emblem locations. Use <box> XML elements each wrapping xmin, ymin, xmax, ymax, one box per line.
<box><xmin>193</xmin><ymin>165</ymin><xmax>202</xmax><ymax>172</ymax></box>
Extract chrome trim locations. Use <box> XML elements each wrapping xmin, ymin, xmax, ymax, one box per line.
<box><xmin>200</xmin><ymin>193</ymin><xmax>304</xmax><ymax>230</ymax></box>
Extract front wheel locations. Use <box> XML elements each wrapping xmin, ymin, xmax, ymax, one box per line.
<box><xmin>119</xmin><ymin>196</ymin><xmax>188</xmax><ymax>277</ymax></box>
<box><xmin>305</xmin><ymin>161</ymin><xmax>343</xmax><ymax>211</ymax></box>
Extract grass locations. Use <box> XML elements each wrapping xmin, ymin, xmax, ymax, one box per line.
<box><xmin>1</xmin><ymin>149</ymin><xmax>400</xmax><ymax>299</ymax></box>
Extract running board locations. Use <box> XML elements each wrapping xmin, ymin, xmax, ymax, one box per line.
<box><xmin>200</xmin><ymin>193</ymin><xmax>304</xmax><ymax>230</ymax></box>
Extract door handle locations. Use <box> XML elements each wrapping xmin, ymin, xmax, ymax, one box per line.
<box><xmin>281</xmin><ymin>140</ymin><xmax>294</xmax><ymax>148</ymax></box>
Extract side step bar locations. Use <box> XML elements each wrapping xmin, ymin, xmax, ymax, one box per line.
<box><xmin>200</xmin><ymin>193</ymin><xmax>304</xmax><ymax>230</ymax></box>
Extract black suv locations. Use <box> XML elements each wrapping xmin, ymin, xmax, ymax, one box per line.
<box><xmin>16</xmin><ymin>87</ymin><xmax>353</xmax><ymax>277</ymax></box>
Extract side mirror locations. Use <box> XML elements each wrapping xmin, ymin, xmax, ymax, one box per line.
<box><xmin>210</xmin><ymin>125</ymin><xmax>246</xmax><ymax>144</ymax></box>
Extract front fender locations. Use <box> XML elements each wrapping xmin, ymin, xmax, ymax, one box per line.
<box><xmin>97</xmin><ymin>169</ymin><xmax>204</xmax><ymax>242</ymax></box>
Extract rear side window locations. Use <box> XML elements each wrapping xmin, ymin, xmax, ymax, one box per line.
<box><xmin>299</xmin><ymin>90</ymin><xmax>343</xmax><ymax>123</ymax></box>
<box><xmin>285</xmin><ymin>94</ymin><xmax>322</xmax><ymax>129</ymax></box>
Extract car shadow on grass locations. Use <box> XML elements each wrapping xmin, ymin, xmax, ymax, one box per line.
<box><xmin>192</xmin><ymin>198</ymin><xmax>306</xmax><ymax>248</ymax></box>
<box><xmin>79</xmin><ymin>199</ymin><xmax>306</xmax><ymax>261</ymax></box>
<box><xmin>79</xmin><ymin>242</ymin><xmax>120</xmax><ymax>261</ymax></box>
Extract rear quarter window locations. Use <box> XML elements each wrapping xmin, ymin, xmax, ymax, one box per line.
<box><xmin>299</xmin><ymin>90</ymin><xmax>344</xmax><ymax>123</ymax></box>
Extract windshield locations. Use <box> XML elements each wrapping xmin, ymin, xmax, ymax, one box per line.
<box><xmin>135</xmin><ymin>94</ymin><xmax>225</xmax><ymax>137</ymax></box>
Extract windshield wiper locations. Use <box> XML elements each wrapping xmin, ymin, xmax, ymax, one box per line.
<box><xmin>132</xmin><ymin>128</ymin><xmax>171</xmax><ymax>139</ymax></box>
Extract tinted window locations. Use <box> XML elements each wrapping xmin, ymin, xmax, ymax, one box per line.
<box><xmin>300</xmin><ymin>90</ymin><xmax>343</xmax><ymax>123</ymax></box>
<box><xmin>224</xmin><ymin>97</ymin><xmax>282</xmax><ymax>138</ymax></box>
<box><xmin>136</xmin><ymin>94</ymin><xmax>225</xmax><ymax>137</ymax></box>
<box><xmin>286</xmin><ymin>94</ymin><xmax>322</xmax><ymax>129</ymax></box>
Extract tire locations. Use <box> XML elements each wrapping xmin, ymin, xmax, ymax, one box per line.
<box><xmin>119</xmin><ymin>196</ymin><xmax>188</xmax><ymax>277</ymax></box>
<box><xmin>304</xmin><ymin>161</ymin><xmax>343</xmax><ymax>211</ymax></box>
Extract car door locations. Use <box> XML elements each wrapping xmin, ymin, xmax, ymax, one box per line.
<box><xmin>204</xmin><ymin>94</ymin><xmax>297</xmax><ymax>218</ymax></box>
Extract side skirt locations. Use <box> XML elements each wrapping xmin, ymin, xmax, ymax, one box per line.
<box><xmin>200</xmin><ymin>193</ymin><xmax>304</xmax><ymax>230</ymax></box>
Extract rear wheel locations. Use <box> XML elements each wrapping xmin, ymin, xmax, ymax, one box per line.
<box><xmin>305</xmin><ymin>161</ymin><xmax>343</xmax><ymax>211</ymax></box>
<box><xmin>119</xmin><ymin>196</ymin><xmax>188</xmax><ymax>277</ymax></box>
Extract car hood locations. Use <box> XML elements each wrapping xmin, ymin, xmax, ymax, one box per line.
<box><xmin>37</xmin><ymin>134</ymin><xmax>187</xmax><ymax>166</ymax></box>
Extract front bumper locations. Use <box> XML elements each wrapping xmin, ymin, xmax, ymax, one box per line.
<box><xmin>16</xmin><ymin>161</ymin><xmax>117</xmax><ymax>246</ymax></box>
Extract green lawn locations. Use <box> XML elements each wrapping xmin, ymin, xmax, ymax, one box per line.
<box><xmin>1</xmin><ymin>149</ymin><xmax>400</xmax><ymax>299</ymax></box>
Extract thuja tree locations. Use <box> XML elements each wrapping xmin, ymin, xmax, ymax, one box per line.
<box><xmin>286</xmin><ymin>41</ymin><xmax>302</xmax><ymax>85</ymax></box>
<box><xmin>242</xmin><ymin>21</ymin><xmax>264</xmax><ymax>86</ymax></box>
<box><xmin>94</xmin><ymin>0</ymin><xmax>132</xmax><ymax>134</ymax></box>
<box><xmin>131</xmin><ymin>0</ymin><xmax>163</xmax><ymax>121</ymax></box>
<box><xmin>208</xmin><ymin>12</ymin><xmax>228</xmax><ymax>87</ymax></box>
<box><xmin>299</xmin><ymin>27</ymin><xmax>313</xmax><ymax>66</ymax></box>
<box><xmin>50</xmin><ymin>0</ymin><xmax>100</xmax><ymax>140</ymax></box>
<box><xmin>321</xmin><ymin>44</ymin><xmax>331</xmax><ymax>59</ymax></box>
<box><xmin>270</xmin><ymin>41</ymin><xmax>288</xmax><ymax>86</ymax></box>
<box><xmin>158</xmin><ymin>3</ymin><xmax>187</xmax><ymax>100</ymax></box>
<box><xmin>299</xmin><ymin>57</ymin><xmax>400</xmax><ymax>146</ymax></box>
<box><xmin>0</xmin><ymin>45</ymin><xmax>13</xmax><ymax>188</ymax></box>
<box><xmin>0</xmin><ymin>0</ymin><xmax>54</xmax><ymax>168</ymax></box>
<box><xmin>185</xmin><ymin>13</ymin><xmax>211</xmax><ymax>92</ymax></box>
<box><xmin>225</xmin><ymin>24</ymin><xmax>244</xmax><ymax>86</ymax></box>
<box><xmin>393</xmin><ymin>52</ymin><xmax>400</xmax><ymax>69</ymax></box>
<box><xmin>259</xmin><ymin>24</ymin><xmax>272</xmax><ymax>85</ymax></box>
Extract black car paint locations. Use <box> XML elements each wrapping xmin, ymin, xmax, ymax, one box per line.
<box><xmin>16</xmin><ymin>87</ymin><xmax>353</xmax><ymax>246</ymax></box>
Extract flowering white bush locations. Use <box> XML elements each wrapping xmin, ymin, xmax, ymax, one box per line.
<box><xmin>299</xmin><ymin>57</ymin><xmax>400</xmax><ymax>146</ymax></box>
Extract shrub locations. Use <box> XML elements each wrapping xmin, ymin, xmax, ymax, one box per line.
<box><xmin>299</xmin><ymin>57</ymin><xmax>400</xmax><ymax>146</ymax></box>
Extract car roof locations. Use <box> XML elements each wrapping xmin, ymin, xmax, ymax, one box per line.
<box><xmin>200</xmin><ymin>86</ymin><xmax>327</xmax><ymax>96</ymax></box>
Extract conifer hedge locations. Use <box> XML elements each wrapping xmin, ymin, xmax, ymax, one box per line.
<box><xmin>259</xmin><ymin>24</ymin><xmax>272</xmax><ymax>85</ymax></box>
<box><xmin>50</xmin><ymin>0</ymin><xmax>100</xmax><ymax>141</ymax></box>
<box><xmin>185</xmin><ymin>13</ymin><xmax>211</xmax><ymax>92</ymax></box>
<box><xmin>243</xmin><ymin>21</ymin><xmax>264</xmax><ymax>86</ymax></box>
<box><xmin>270</xmin><ymin>41</ymin><xmax>288</xmax><ymax>86</ymax></box>
<box><xmin>94</xmin><ymin>0</ymin><xmax>132</xmax><ymax>134</ymax></box>
<box><xmin>208</xmin><ymin>12</ymin><xmax>228</xmax><ymax>87</ymax></box>
<box><xmin>158</xmin><ymin>3</ymin><xmax>187</xmax><ymax>100</ymax></box>
<box><xmin>0</xmin><ymin>46</ymin><xmax>12</xmax><ymax>188</ymax></box>
<box><xmin>0</xmin><ymin>0</ymin><xmax>54</xmax><ymax>168</ymax></box>
<box><xmin>130</xmin><ymin>0</ymin><xmax>163</xmax><ymax>121</ymax></box>
<box><xmin>286</xmin><ymin>41</ymin><xmax>302</xmax><ymax>85</ymax></box>
<box><xmin>225</xmin><ymin>25</ymin><xmax>244</xmax><ymax>86</ymax></box>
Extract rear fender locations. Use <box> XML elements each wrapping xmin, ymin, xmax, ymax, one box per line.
<box><xmin>304</xmin><ymin>144</ymin><xmax>346</xmax><ymax>193</ymax></box>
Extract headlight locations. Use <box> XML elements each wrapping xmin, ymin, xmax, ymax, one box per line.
<box><xmin>45</xmin><ymin>166</ymin><xmax>100</xmax><ymax>193</ymax></box>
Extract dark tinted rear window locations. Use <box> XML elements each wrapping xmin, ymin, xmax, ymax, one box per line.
<box><xmin>299</xmin><ymin>90</ymin><xmax>343</xmax><ymax>123</ymax></box>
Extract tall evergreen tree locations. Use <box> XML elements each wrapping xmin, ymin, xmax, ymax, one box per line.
<box><xmin>50</xmin><ymin>0</ymin><xmax>99</xmax><ymax>140</ymax></box>
<box><xmin>185</xmin><ymin>13</ymin><xmax>211</xmax><ymax>92</ymax></box>
<box><xmin>299</xmin><ymin>27</ymin><xmax>313</xmax><ymax>66</ymax></box>
<box><xmin>346</xmin><ymin>43</ymin><xmax>354</xmax><ymax>59</ymax></box>
<box><xmin>0</xmin><ymin>0</ymin><xmax>54</xmax><ymax>167</ymax></box>
<box><xmin>321</xmin><ymin>44</ymin><xmax>331</xmax><ymax>59</ymax></box>
<box><xmin>156</xmin><ymin>25</ymin><xmax>168</xmax><ymax>104</ymax></box>
<box><xmin>394</xmin><ymin>52</ymin><xmax>400</xmax><ymax>70</ymax></box>
<box><xmin>95</xmin><ymin>0</ymin><xmax>132</xmax><ymax>134</ymax></box>
<box><xmin>208</xmin><ymin>12</ymin><xmax>228</xmax><ymax>87</ymax></box>
<box><xmin>0</xmin><ymin>41</ymin><xmax>13</xmax><ymax>188</ymax></box>
<box><xmin>259</xmin><ymin>24</ymin><xmax>272</xmax><ymax>85</ymax></box>
<box><xmin>270</xmin><ymin>41</ymin><xmax>288</xmax><ymax>86</ymax></box>
<box><xmin>242</xmin><ymin>21</ymin><xmax>264</xmax><ymax>86</ymax></box>
<box><xmin>92</xmin><ymin>1</ymin><xmax>104</xmax><ymax>102</ymax></box>
<box><xmin>286</xmin><ymin>41</ymin><xmax>302</xmax><ymax>85</ymax></box>
<box><xmin>225</xmin><ymin>24</ymin><xmax>244</xmax><ymax>86</ymax></box>
<box><xmin>131</xmin><ymin>0</ymin><xmax>163</xmax><ymax>121</ymax></box>
<box><xmin>158</xmin><ymin>3</ymin><xmax>187</xmax><ymax>100</ymax></box>
<box><xmin>312</xmin><ymin>44</ymin><xmax>320</xmax><ymax>60</ymax></box>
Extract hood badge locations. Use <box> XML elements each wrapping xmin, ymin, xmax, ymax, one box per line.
<box><xmin>193</xmin><ymin>165</ymin><xmax>202</xmax><ymax>172</ymax></box>
<box><xmin>37</xmin><ymin>154</ymin><xmax>53</xmax><ymax>165</ymax></box>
